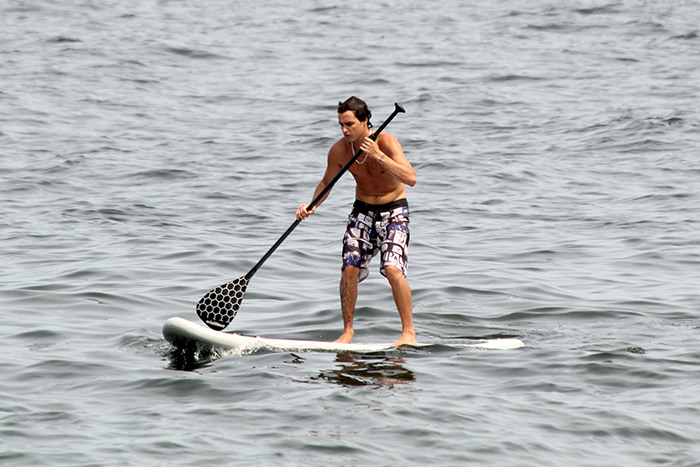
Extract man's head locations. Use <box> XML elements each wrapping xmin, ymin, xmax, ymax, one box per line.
<box><xmin>337</xmin><ymin>96</ymin><xmax>372</xmax><ymax>129</ymax></box>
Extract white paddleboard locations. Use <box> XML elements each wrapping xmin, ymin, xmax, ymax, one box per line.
<box><xmin>163</xmin><ymin>317</ymin><xmax>524</xmax><ymax>353</ymax></box>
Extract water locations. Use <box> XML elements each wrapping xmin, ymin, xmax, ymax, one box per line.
<box><xmin>2</xmin><ymin>0</ymin><xmax>700</xmax><ymax>465</ymax></box>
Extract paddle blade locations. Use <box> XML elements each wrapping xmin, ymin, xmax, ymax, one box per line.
<box><xmin>196</xmin><ymin>277</ymin><xmax>249</xmax><ymax>331</ymax></box>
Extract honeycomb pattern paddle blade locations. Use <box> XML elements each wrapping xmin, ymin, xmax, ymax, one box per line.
<box><xmin>196</xmin><ymin>277</ymin><xmax>249</xmax><ymax>331</ymax></box>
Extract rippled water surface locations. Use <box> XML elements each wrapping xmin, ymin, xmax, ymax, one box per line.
<box><xmin>2</xmin><ymin>1</ymin><xmax>700</xmax><ymax>465</ymax></box>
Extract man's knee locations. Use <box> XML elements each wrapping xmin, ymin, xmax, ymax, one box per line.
<box><xmin>384</xmin><ymin>265</ymin><xmax>406</xmax><ymax>283</ymax></box>
<box><xmin>343</xmin><ymin>265</ymin><xmax>360</xmax><ymax>279</ymax></box>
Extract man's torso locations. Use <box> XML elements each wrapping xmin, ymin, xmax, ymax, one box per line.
<box><xmin>330</xmin><ymin>133</ymin><xmax>407</xmax><ymax>205</ymax></box>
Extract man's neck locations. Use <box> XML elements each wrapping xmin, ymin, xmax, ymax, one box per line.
<box><xmin>351</xmin><ymin>129</ymin><xmax>371</xmax><ymax>146</ymax></box>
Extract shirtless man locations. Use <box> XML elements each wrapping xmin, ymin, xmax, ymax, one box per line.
<box><xmin>296</xmin><ymin>97</ymin><xmax>418</xmax><ymax>346</ymax></box>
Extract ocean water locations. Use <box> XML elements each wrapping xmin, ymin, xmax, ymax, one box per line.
<box><xmin>2</xmin><ymin>0</ymin><xmax>700</xmax><ymax>465</ymax></box>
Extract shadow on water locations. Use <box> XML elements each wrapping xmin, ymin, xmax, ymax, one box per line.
<box><xmin>165</xmin><ymin>338</ymin><xmax>222</xmax><ymax>371</ymax></box>
<box><xmin>314</xmin><ymin>353</ymin><xmax>416</xmax><ymax>388</ymax></box>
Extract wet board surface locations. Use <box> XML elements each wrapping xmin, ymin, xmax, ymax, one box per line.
<box><xmin>163</xmin><ymin>317</ymin><xmax>525</xmax><ymax>353</ymax></box>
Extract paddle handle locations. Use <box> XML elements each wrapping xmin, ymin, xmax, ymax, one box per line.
<box><xmin>245</xmin><ymin>102</ymin><xmax>406</xmax><ymax>280</ymax></box>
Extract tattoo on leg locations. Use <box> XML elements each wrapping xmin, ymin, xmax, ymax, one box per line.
<box><xmin>340</xmin><ymin>274</ymin><xmax>355</xmax><ymax>326</ymax></box>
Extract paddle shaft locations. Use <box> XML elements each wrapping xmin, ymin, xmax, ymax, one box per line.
<box><xmin>244</xmin><ymin>102</ymin><xmax>406</xmax><ymax>280</ymax></box>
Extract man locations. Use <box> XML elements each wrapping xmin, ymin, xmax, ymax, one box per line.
<box><xmin>296</xmin><ymin>96</ymin><xmax>417</xmax><ymax>346</ymax></box>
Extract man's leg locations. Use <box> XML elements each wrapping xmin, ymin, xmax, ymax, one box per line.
<box><xmin>384</xmin><ymin>265</ymin><xmax>417</xmax><ymax>346</ymax></box>
<box><xmin>335</xmin><ymin>265</ymin><xmax>360</xmax><ymax>343</ymax></box>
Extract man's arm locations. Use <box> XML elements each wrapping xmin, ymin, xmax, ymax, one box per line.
<box><xmin>360</xmin><ymin>133</ymin><xmax>416</xmax><ymax>187</ymax></box>
<box><xmin>296</xmin><ymin>146</ymin><xmax>343</xmax><ymax>220</ymax></box>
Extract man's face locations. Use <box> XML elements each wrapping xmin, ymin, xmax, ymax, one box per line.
<box><xmin>338</xmin><ymin>111</ymin><xmax>367</xmax><ymax>141</ymax></box>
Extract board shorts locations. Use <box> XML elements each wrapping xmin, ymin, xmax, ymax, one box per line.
<box><xmin>342</xmin><ymin>198</ymin><xmax>410</xmax><ymax>283</ymax></box>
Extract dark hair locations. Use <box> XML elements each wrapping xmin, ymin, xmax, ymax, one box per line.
<box><xmin>337</xmin><ymin>96</ymin><xmax>373</xmax><ymax>128</ymax></box>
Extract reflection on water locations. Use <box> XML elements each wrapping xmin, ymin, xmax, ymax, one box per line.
<box><xmin>316</xmin><ymin>353</ymin><xmax>416</xmax><ymax>388</ymax></box>
<box><xmin>166</xmin><ymin>342</ymin><xmax>417</xmax><ymax>389</ymax></box>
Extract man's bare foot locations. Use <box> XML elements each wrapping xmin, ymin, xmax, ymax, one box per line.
<box><xmin>334</xmin><ymin>329</ymin><xmax>354</xmax><ymax>343</ymax></box>
<box><xmin>391</xmin><ymin>332</ymin><xmax>418</xmax><ymax>347</ymax></box>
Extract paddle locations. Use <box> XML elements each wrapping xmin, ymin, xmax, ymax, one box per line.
<box><xmin>197</xmin><ymin>103</ymin><xmax>406</xmax><ymax>331</ymax></box>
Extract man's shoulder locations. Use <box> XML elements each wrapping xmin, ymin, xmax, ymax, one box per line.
<box><xmin>374</xmin><ymin>132</ymin><xmax>402</xmax><ymax>155</ymax></box>
<box><xmin>327</xmin><ymin>139</ymin><xmax>348</xmax><ymax>166</ymax></box>
<box><xmin>330</xmin><ymin>138</ymin><xmax>346</xmax><ymax>151</ymax></box>
<box><xmin>375</xmin><ymin>131</ymin><xmax>398</xmax><ymax>144</ymax></box>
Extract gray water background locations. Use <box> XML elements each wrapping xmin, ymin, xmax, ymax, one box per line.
<box><xmin>2</xmin><ymin>0</ymin><xmax>700</xmax><ymax>465</ymax></box>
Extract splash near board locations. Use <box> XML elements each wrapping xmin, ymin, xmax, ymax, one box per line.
<box><xmin>163</xmin><ymin>317</ymin><xmax>524</xmax><ymax>354</ymax></box>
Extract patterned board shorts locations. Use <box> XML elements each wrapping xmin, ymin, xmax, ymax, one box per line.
<box><xmin>342</xmin><ymin>198</ymin><xmax>410</xmax><ymax>283</ymax></box>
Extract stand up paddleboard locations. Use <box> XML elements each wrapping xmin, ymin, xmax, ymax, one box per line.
<box><xmin>163</xmin><ymin>317</ymin><xmax>524</xmax><ymax>354</ymax></box>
